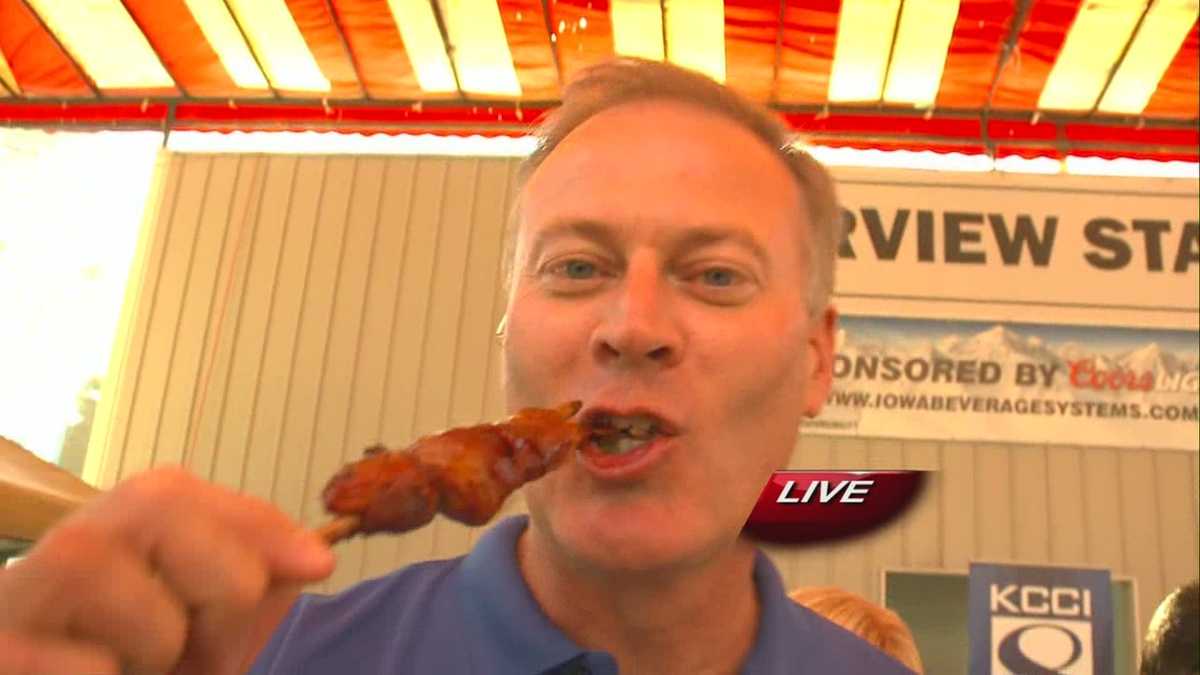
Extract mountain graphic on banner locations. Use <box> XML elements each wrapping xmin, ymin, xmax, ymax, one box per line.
<box><xmin>935</xmin><ymin>326</ymin><xmax>1062</xmax><ymax>365</ymax></box>
<box><xmin>1116</xmin><ymin>343</ymin><xmax>1194</xmax><ymax>375</ymax></box>
<box><xmin>839</xmin><ymin>324</ymin><xmax>1197</xmax><ymax>390</ymax></box>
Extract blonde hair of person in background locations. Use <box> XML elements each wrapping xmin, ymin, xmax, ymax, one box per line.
<box><xmin>789</xmin><ymin>586</ymin><xmax>924</xmax><ymax>673</ymax></box>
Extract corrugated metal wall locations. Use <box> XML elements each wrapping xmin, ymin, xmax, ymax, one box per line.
<box><xmin>87</xmin><ymin>152</ymin><xmax>1199</xmax><ymax>643</ymax></box>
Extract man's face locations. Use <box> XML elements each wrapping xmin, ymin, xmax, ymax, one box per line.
<box><xmin>504</xmin><ymin>100</ymin><xmax>835</xmax><ymax>572</ymax></box>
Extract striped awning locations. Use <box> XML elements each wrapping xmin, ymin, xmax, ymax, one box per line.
<box><xmin>0</xmin><ymin>0</ymin><xmax>1196</xmax><ymax>161</ymax></box>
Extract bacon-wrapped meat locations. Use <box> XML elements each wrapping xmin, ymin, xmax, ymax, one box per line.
<box><xmin>319</xmin><ymin>401</ymin><xmax>585</xmax><ymax>541</ymax></box>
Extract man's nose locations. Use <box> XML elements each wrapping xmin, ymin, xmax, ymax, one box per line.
<box><xmin>590</xmin><ymin>256</ymin><xmax>683</xmax><ymax>369</ymax></box>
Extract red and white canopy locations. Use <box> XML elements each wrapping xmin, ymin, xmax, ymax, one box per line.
<box><xmin>0</xmin><ymin>0</ymin><xmax>1196</xmax><ymax>160</ymax></box>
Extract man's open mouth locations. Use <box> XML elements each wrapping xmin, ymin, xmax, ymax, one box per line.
<box><xmin>584</xmin><ymin>411</ymin><xmax>677</xmax><ymax>456</ymax></box>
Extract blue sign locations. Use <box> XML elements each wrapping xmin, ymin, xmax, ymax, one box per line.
<box><xmin>969</xmin><ymin>562</ymin><xmax>1113</xmax><ymax>675</ymax></box>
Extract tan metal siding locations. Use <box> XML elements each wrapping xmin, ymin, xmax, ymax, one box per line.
<box><xmin>1119</xmin><ymin>450</ymin><xmax>1166</xmax><ymax>633</ymax></box>
<box><xmin>1083</xmin><ymin>447</ymin><xmax>1127</xmax><ymax>573</ymax></box>
<box><xmin>866</xmin><ymin>439</ymin><xmax>905</xmax><ymax>602</ymax></box>
<box><xmin>941</xmin><ymin>443</ymin><xmax>975</xmax><ymax>570</ymax></box>
<box><xmin>1010</xmin><ymin>445</ymin><xmax>1050</xmax><ymax>562</ymax></box>
<box><xmin>1156</xmin><ymin>451</ymin><xmax>1199</xmax><ymax>601</ymax></box>
<box><xmin>974</xmin><ymin>443</ymin><xmax>1013</xmax><ymax>561</ymax></box>
<box><xmin>901</xmin><ymin>439</ymin><xmax>942</xmax><ymax>569</ymax></box>
<box><xmin>1046</xmin><ymin>445</ymin><xmax>1089</xmax><ymax>563</ymax></box>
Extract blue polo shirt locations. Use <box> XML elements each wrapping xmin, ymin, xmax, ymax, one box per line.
<box><xmin>250</xmin><ymin>516</ymin><xmax>913</xmax><ymax>674</ymax></box>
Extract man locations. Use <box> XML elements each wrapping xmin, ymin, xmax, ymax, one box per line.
<box><xmin>0</xmin><ymin>59</ymin><xmax>912</xmax><ymax>674</ymax></box>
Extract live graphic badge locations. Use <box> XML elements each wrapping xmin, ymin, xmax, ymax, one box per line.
<box><xmin>969</xmin><ymin>562</ymin><xmax>1114</xmax><ymax>675</ymax></box>
<box><xmin>741</xmin><ymin>471</ymin><xmax>925</xmax><ymax>545</ymax></box>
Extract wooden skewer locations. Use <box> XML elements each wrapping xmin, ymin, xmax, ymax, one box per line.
<box><xmin>314</xmin><ymin>515</ymin><xmax>361</xmax><ymax>545</ymax></box>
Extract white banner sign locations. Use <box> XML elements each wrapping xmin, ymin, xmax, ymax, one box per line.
<box><xmin>805</xmin><ymin>315</ymin><xmax>1200</xmax><ymax>451</ymax></box>
<box><xmin>830</xmin><ymin>169</ymin><xmax>1199</xmax><ymax>330</ymax></box>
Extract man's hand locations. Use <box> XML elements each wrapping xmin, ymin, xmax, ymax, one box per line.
<box><xmin>0</xmin><ymin>467</ymin><xmax>334</xmax><ymax>674</ymax></box>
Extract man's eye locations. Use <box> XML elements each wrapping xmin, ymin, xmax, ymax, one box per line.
<box><xmin>699</xmin><ymin>267</ymin><xmax>738</xmax><ymax>287</ymax></box>
<box><xmin>558</xmin><ymin>259</ymin><xmax>597</xmax><ymax>279</ymax></box>
<box><xmin>680</xmin><ymin>264</ymin><xmax>756</xmax><ymax>305</ymax></box>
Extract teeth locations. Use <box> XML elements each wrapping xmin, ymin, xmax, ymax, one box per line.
<box><xmin>601</xmin><ymin>415</ymin><xmax>661</xmax><ymax>436</ymax></box>
<box><xmin>623</xmin><ymin>420</ymin><xmax>649</xmax><ymax>438</ymax></box>
<box><xmin>597</xmin><ymin>434</ymin><xmax>648</xmax><ymax>455</ymax></box>
<box><xmin>588</xmin><ymin>412</ymin><xmax>668</xmax><ymax>454</ymax></box>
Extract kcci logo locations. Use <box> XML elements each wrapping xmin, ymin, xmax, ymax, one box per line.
<box><xmin>989</xmin><ymin>584</ymin><xmax>1094</xmax><ymax>674</ymax></box>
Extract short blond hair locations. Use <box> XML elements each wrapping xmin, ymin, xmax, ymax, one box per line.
<box><xmin>512</xmin><ymin>58</ymin><xmax>840</xmax><ymax>313</ymax></box>
<box><xmin>790</xmin><ymin>586</ymin><xmax>924</xmax><ymax>673</ymax></box>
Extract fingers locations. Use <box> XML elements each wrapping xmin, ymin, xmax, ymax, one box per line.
<box><xmin>100</xmin><ymin>468</ymin><xmax>334</xmax><ymax>582</ymax></box>
<box><xmin>1</xmin><ymin>468</ymin><xmax>333</xmax><ymax>672</ymax></box>
<box><xmin>4</xmin><ymin>523</ymin><xmax>187</xmax><ymax>673</ymax></box>
<box><xmin>90</xmin><ymin>468</ymin><xmax>334</xmax><ymax>672</ymax></box>
<box><xmin>66</xmin><ymin>549</ymin><xmax>187</xmax><ymax>674</ymax></box>
<box><xmin>149</xmin><ymin>512</ymin><xmax>269</xmax><ymax>673</ymax></box>
<box><xmin>0</xmin><ymin>631</ymin><xmax>120</xmax><ymax>675</ymax></box>
<box><xmin>0</xmin><ymin>466</ymin><xmax>334</xmax><ymax>675</ymax></box>
<box><xmin>205</xmin><ymin>493</ymin><xmax>336</xmax><ymax>580</ymax></box>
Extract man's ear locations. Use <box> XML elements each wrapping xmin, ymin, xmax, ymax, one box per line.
<box><xmin>802</xmin><ymin>305</ymin><xmax>838</xmax><ymax>418</ymax></box>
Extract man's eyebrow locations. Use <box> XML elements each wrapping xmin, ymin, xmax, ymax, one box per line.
<box><xmin>671</xmin><ymin>227</ymin><xmax>772</xmax><ymax>270</ymax></box>
<box><xmin>524</xmin><ymin>221</ymin><xmax>773</xmax><ymax>270</ymax></box>
<box><xmin>525</xmin><ymin>219</ymin><xmax>621</xmax><ymax>262</ymax></box>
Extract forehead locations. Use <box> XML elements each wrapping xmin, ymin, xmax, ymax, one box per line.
<box><xmin>519</xmin><ymin>100</ymin><xmax>807</xmax><ymax>250</ymax></box>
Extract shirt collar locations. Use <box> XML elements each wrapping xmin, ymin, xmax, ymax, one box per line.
<box><xmin>741</xmin><ymin>547</ymin><xmax>820</xmax><ymax>672</ymax></box>
<box><xmin>458</xmin><ymin>515</ymin><xmax>587</xmax><ymax>674</ymax></box>
<box><xmin>457</xmin><ymin>515</ymin><xmax>810</xmax><ymax>674</ymax></box>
